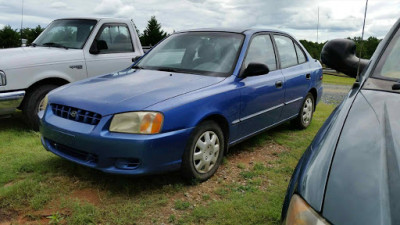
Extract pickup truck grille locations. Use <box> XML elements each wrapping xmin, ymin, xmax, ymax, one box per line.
<box><xmin>51</xmin><ymin>104</ymin><xmax>102</xmax><ymax>125</ymax></box>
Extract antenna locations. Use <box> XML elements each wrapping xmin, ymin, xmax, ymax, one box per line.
<box><xmin>20</xmin><ymin>0</ymin><xmax>24</xmax><ymax>41</ymax></box>
<box><xmin>356</xmin><ymin>0</ymin><xmax>368</xmax><ymax>78</ymax></box>
<box><xmin>317</xmin><ymin>6</ymin><xmax>319</xmax><ymax>43</ymax></box>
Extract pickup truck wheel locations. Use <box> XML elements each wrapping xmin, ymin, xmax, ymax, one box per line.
<box><xmin>181</xmin><ymin>121</ymin><xmax>225</xmax><ymax>182</ymax></box>
<box><xmin>292</xmin><ymin>93</ymin><xmax>314</xmax><ymax>129</ymax></box>
<box><xmin>22</xmin><ymin>84</ymin><xmax>58</xmax><ymax>131</ymax></box>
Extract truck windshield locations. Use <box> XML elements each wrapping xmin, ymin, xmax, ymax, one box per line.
<box><xmin>33</xmin><ymin>19</ymin><xmax>97</xmax><ymax>49</ymax></box>
<box><xmin>136</xmin><ymin>32</ymin><xmax>244</xmax><ymax>77</ymax></box>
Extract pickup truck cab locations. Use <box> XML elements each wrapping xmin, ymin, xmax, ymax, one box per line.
<box><xmin>0</xmin><ymin>18</ymin><xmax>143</xmax><ymax>129</ymax></box>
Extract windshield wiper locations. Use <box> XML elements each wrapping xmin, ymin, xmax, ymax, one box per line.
<box><xmin>41</xmin><ymin>42</ymin><xmax>69</xmax><ymax>49</ymax></box>
<box><xmin>154</xmin><ymin>67</ymin><xmax>179</xmax><ymax>73</ymax></box>
<box><xmin>132</xmin><ymin>65</ymin><xmax>144</xmax><ymax>69</ymax></box>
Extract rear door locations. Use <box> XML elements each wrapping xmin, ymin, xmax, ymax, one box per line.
<box><xmin>273</xmin><ymin>34</ymin><xmax>312</xmax><ymax>120</ymax></box>
<box><xmin>237</xmin><ymin>34</ymin><xmax>285</xmax><ymax>137</ymax></box>
<box><xmin>84</xmin><ymin>23</ymin><xmax>141</xmax><ymax>77</ymax></box>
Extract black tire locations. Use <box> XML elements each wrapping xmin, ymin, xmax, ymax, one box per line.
<box><xmin>292</xmin><ymin>93</ymin><xmax>314</xmax><ymax>129</ymax></box>
<box><xmin>22</xmin><ymin>84</ymin><xmax>58</xmax><ymax>131</ymax></box>
<box><xmin>181</xmin><ymin>121</ymin><xmax>225</xmax><ymax>182</ymax></box>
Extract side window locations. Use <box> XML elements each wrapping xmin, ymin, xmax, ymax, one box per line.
<box><xmin>295</xmin><ymin>44</ymin><xmax>307</xmax><ymax>64</ymax></box>
<box><xmin>95</xmin><ymin>24</ymin><xmax>134</xmax><ymax>53</ymax></box>
<box><xmin>274</xmin><ymin>35</ymin><xmax>298</xmax><ymax>68</ymax></box>
<box><xmin>244</xmin><ymin>34</ymin><xmax>277</xmax><ymax>71</ymax></box>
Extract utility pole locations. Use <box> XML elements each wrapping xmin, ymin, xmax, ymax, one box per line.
<box><xmin>316</xmin><ymin>6</ymin><xmax>319</xmax><ymax>43</ymax></box>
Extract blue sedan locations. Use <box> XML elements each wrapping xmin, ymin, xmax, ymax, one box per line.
<box><xmin>40</xmin><ymin>28</ymin><xmax>323</xmax><ymax>181</ymax></box>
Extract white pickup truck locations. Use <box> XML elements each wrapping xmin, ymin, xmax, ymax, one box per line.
<box><xmin>0</xmin><ymin>18</ymin><xmax>144</xmax><ymax>129</ymax></box>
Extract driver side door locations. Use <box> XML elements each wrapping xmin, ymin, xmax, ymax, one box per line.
<box><xmin>237</xmin><ymin>34</ymin><xmax>285</xmax><ymax>138</ymax></box>
<box><xmin>84</xmin><ymin>23</ymin><xmax>141</xmax><ymax>77</ymax></box>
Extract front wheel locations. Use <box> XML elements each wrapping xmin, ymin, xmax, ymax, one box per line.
<box><xmin>292</xmin><ymin>93</ymin><xmax>314</xmax><ymax>129</ymax></box>
<box><xmin>181</xmin><ymin>121</ymin><xmax>225</xmax><ymax>182</ymax></box>
<box><xmin>22</xmin><ymin>84</ymin><xmax>58</xmax><ymax>131</ymax></box>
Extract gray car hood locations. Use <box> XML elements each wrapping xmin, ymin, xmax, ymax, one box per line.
<box><xmin>323</xmin><ymin>89</ymin><xmax>400</xmax><ymax>225</ymax></box>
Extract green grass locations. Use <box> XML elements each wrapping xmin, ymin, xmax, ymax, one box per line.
<box><xmin>0</xmin><ymin>104</ymin><xmax>334</xmax><ymax>224</ymax></box>
<box><xmin>323</xmin><ymin>74</ymin><xmax>356</xmax><ymax>86</ymax></box>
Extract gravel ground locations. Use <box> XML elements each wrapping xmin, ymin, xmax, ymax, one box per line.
<box><xmin>321</xmin><ymin>83</ymin><xmax>353</xmax><ymax>105</ymax></box>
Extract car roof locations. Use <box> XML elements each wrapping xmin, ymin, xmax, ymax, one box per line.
<box><xmin>175</xmin><ymin>28</ymin><xmax>292</xmax><ymax>36</ymax></box>
<box><xmin>54</xmin><ymin>17</ymin><xmax>130</xmax><ymax>22</ymax></box>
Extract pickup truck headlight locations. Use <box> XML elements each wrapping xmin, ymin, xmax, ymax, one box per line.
<box><xmin>284</xmin><ymin>194</ymin><xmax>330</xmax><ymax>225</ymax></box>
<box><xmin>109</xmin><ymin>112</ymin><xmax>164</xmax><ymax>134</ymax></box>
<box><xmin>0</xmin><ymin>71</ymin><xmax>6</xmax><ymax>86</ymax></box>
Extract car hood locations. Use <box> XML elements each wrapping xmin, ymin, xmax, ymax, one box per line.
<box><xmin>49</xmin><ymin>68</ymin><xmax>225</xmax><ymax>115</ymax></box>
<box><xmin>0</xmin><ymin>47</ymin><xmax>83</xmax><ymax>70</ymax></box>
<box><xmin>323</xmin><ymin>89</ymin><xmax>400</xmax><ymax>225</ymax></box>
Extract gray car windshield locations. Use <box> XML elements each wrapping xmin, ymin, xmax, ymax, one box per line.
<box><xmin>34</xmin><ymin>19</ymin><xmax>97</xmax><ymax>49</ymax></box>
<box><xmin>136</xmin><ymin>32</ymin><xmax>244</xmax><ymax>76</ymax></box>
<box><xmin>373</xmin><ymin>26</ymin><xmax>400</xmax><ymax>80</ymax></box>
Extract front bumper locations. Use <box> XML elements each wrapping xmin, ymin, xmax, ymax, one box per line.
<box><xmin>0</xmin><ymin>91</ymin><xmax>25</xmax><ymax>116</ymax></box>
<box><xmin>40</xmin><ymin>108</ymin><xmax>194</xmax><ymax>175</ymax></box>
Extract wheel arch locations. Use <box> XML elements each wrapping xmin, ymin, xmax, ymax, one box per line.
<box><xmin>20</xmin><ymin>77</ymin><xmax>70</xmax><ymax>110</ymax></box>
<box><xmin>308</xmin><ymin>88</ymin><xmax>318</xmax><ymax>111</ymax></box>
<box><xmin>195</xmin><ymin>113</ymin><xmax>230</xmax><ymax>153</ymax></box>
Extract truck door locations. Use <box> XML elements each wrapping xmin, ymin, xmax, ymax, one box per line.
<box><xmin>84</xmin><ymin>23</ymin><xmax>141</xmax><ymax>77</ymax></box>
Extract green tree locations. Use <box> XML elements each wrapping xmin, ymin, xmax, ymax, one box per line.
<box><xmin>0</xmin><ymin>25</ymin><xmax>20</xmax><ymax>48</ymax></box>
<box><xmin>347</xmin><ymin>36</ymin><xmax>381</xmax><ymax>59</ymax></box>
<box><xmin>22</xmin><ymin>25</ymin><xmax>45</xmax><ymax>45</ymax></box>
<box><xmin>140</xmin><ymin>16</ymin><xmax>167</xmax><ymax>46</ymax></box>
<box><xmin>299</xmin><ymin>40</ymin><xmax>325</xmax><ymax>59</ymax></box>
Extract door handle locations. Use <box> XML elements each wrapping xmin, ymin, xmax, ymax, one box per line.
<box><xmin>275</xmin><ymin>80</ymin><xmax>283</xmax><ymax>88</ymax></box>
<box><xmin>306</xmin><ymin>74</ymin><xmax>311</xmax><ymax>80</ymax></box>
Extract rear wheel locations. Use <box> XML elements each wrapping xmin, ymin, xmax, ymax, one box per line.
<box><xmin>181</xmin><ymin>121</ymin><xmax>225</xmax><ymax>182</ymax></box>
<box><xmin>292</xmin><ymin>93</ymin><xmax>314</xmax><ymax>129</ymax></box>
<box><xmin>22</xmin><ymin>84</ymin><xmax>58</xmax><ymax>131</ymax></box>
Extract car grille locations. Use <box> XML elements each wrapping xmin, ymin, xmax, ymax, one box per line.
<box><xmin>51</xmin><ymin>104</ymin><xmax>102</xmax><ymax>125</ymax></box>
<box><xmin>48</xmin><ymin>139</ymin><xmax>98</xmax><ymax>165</ymax></box>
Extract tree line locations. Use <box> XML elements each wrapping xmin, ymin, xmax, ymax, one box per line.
<box><xmin>0</xmin><ymin>16</ymin><xmax>380</xmax><ymax>60</ymax></box>
<box><xmin>299</xmin><ymin>36</ymin><xmax>380</xmax><ymax>60</ymax></box>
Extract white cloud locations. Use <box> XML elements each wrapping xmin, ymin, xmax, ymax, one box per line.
<box><xmin>51</xmin><ymin>2</ymin><xmax>68</xmax><ymax>9</ymax></box>
<box><xmin>0</xmin><ymin>0</ymin><xmax>398</xmax><ymax>42</ymax></box>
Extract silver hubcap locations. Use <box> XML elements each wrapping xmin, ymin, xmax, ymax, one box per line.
<box><xmin>37</xmin><ymin>97</ymin><xmax>46</xmax><ymax>113</ymax></box>
<box><xmin>302</xmin><ymin>97</ymin><xmax>313</xmax><ymax>125</ymax></box>
<box><xmin>193</xmin><ymin>131</ymin><xmax>220</xmax><ymax>174</ymax></box>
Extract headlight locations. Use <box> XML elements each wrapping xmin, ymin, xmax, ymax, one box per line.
<box><xmin>109</xmin><ymin>111</ymin><xmax>164</xmax><ymax>134</ymax></box>
<box><xmin>284</xmin><ymin>194</ymin><xmax>330</xmax><ymax>225</ymax></box>
<box><xmin>0</xmin><ymin>71</ymin><xmax>6</xmax><ymax>86</ymax></box>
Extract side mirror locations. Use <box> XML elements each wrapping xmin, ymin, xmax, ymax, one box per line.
<box><xmin>320</xmin><ymin>39</ymin><xmax>370</xmax><ymax>78</ymax></box>
<box><xmin>132</xmin><ymin>56</ymin><xmax>141</xmax><ymax>62</ymax></box>
<box><xmin>242</xmin><ymin>63</ymin><xmax>270</xmax><ymax>78</ymax></box>
<box><xmin>89</xmin><ymin>40</ymin><xmax>108</xmax><ymax>54</ymax></box>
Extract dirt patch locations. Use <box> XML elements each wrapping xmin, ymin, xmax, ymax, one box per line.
<box><xmin>0</xmin><ymin>208</ymin><xmax>18</xmax><ymax>224</ymax></box>
<box><xmin>70</xmin><ymin>188</ymin><xmax>101</xmax><ymax>205</ymax></box>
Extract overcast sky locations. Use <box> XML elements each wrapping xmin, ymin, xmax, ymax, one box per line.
<box><xmin>0</xmin><ymin>0</ymin><xmax>398</xmax><ymax>42</ymax></box>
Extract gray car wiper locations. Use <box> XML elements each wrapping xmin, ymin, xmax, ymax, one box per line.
<box><xmin>41</xmin><ymin>42</ymin><xmax>69</xmax><ymax>49</ymax></box>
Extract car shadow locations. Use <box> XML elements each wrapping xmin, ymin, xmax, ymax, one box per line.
<box><xmin>0</xmin><ymin>112</ymin><xmax>30</xmax><ymax>131</ymax></box>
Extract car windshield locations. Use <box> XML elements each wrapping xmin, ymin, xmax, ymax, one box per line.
<box><xmin>136</xmin><ymin>32</ymin><xmax>244</xmax><ymax>76</ymax></box>
<box><xmin>33</xmin><ymin>19</ymin><xmax>97</xmax><ymax>49</ymax></box>
<box><xmin>373</xmin><ymin>26</ymin><xmax>400</xmax><ymax>80</ymax></box>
